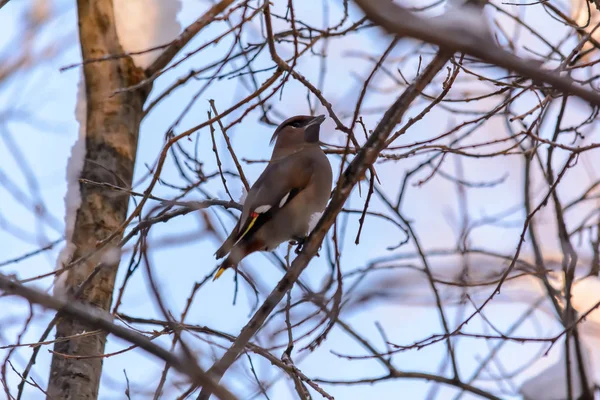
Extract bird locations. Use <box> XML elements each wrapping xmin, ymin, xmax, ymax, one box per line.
<box><xmin>213</xmin><ymin>114</ymin><xmax>333</xmax><ymax>280</ymax></box>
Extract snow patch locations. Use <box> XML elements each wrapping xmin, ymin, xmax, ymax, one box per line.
<box><xmin>572</xmin><ymin>276</ymin><xmax>600</xmax><ymax>328</ymax></box>
<box><xmin>54</xmin><ymin>72</ymin><xmax>86</xmax><ymax>295</ymax></box>
<box><xmin>65</xmin><ymin>72</ymin><xmax>86</xmax><ymax>241</ymax></box>
<box><xmin>239</xmin><ymin>185</ymin><xmax>248</xmax><ymax>204</ymax></box>
<box><xmin>54</xmin><ymin>242</ymin><xmax>76</xmax><ymax>295</ymax></box>
<box><xmin>113</xmin><ymin>0</ymin><xmax>182</xmax><ymax>69</ymax></box>
<box><xmin>438</xmin><ymin>0</ymin><xmax>493</xmax><ymax>41</ymax></box>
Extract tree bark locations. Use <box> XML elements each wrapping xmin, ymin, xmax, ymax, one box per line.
<box><xmin>47</xmin><ymin>0</ymin><xmax>148</xmax><ymax>398</ymax></box>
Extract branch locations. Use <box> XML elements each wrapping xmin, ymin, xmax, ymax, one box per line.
<box><xmin>353</xmin><ymin>0</ymin><xmax>600</xmax><ymax>106</ymax></box>
<box><xmin>145</xmin><ymin>0</ymin><xmax>236</xmax><ymax>77</ymax></box>
<box><xmin>197</xmin><ymin>49</ymin><xmax>453</xmax><ymax>399</ymax></box>
<box><xmin>0</xmin><ymin>275</ymin><xmax>237</xmax><ymax>400</ymax></box>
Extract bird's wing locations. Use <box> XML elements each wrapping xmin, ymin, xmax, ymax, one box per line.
<box><xmin>214</xmin><ymin>218</ymin><xmax>240</xmax><ymax>259</ymax></box>
<box><xmin>233</xmin><ymin>154</ymin><xmax>314</xmax><ymax>246</ymax></box>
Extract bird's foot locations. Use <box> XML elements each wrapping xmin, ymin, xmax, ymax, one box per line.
<box><xmin>289</xmin><ymin>238</ymin><xmax>323</xmax><ymax>256</ymax></box>
<box><xmin>290</xmin><ymin>237</ymin><xmax>306</xmax><ymax>254</ymax></box>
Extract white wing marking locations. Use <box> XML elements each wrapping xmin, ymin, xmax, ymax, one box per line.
<box><xmin>279</xmin><ymin>192</ymin><xmax>290</xmax><ymax>208</ymax></box>
<box><xmin>254</xmin><ymin>205</ymin><xmax>272</xmax><ymax>213</ymax></box>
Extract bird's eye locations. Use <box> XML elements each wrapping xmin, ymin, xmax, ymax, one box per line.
<box><xmin>289</xmin><ymin>121</ymin><xmax>303</xmax><ymax>128</ymax></box>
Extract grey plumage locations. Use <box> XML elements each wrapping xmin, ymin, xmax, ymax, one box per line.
<box><xmin>213</xmin><ymin>114</ymin><xmax>332</xmax><ymax>279</ymax></box>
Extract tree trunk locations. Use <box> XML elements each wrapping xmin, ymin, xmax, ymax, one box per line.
<box><xmin>47</xmin><ymin>0</ymin><xmax>148</xmax><ymax>398</ymax></box>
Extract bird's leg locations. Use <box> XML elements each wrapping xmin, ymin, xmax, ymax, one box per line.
<box><xmin>290</xmin><ymin>236</ymin><xmax>306</xmax><ymax>254</ymax></box>
<box><xmin>290</xmin><ymin>237</ymin><xmax>323</xmax><ymax>256</ymax></box>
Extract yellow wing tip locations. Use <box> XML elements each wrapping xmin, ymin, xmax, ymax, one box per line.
<box><xmin>213</xmin><ymin>266</ymin><xmax>226</xmax><ymax>281</ymax></box>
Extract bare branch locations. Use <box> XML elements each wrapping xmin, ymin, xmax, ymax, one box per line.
<box><xmin>145</xmin><ymin>0</ymin><xmax>236</xmax><ymax>77</ymax></box>
<box><xmin>353</xmin><ymin>0</ymin><xmax>600</xmax><ymax>106</ymax></box>
<box><xmin>0</xmin><ymin>275</ymin><xmax>237</xmax><ymax>400</ymax></box>
<box><xmin>197</xmin><ymin>48</ymin><xmax>453</xmax><ymax>399</ymax></box>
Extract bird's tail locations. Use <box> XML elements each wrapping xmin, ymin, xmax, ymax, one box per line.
<box><xmin>215</xmin><ymin>222</ymin><xmax>240</xmax><ymax>259</ymax></box>
<box><xmin>213</xmin><ymin>256</ymin><xmax>236</xmax><ymax>281</ymax></box>
<box><xmin>213</xmin><ymin>240</ymin><xmax>262</xmax><ymax>281</ymax></box>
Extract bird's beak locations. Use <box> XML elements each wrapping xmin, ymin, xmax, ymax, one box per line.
<box><xmin>306</xmin><ymin>114</ymin><xmax>326</xmax><ymax>127</ymax></box>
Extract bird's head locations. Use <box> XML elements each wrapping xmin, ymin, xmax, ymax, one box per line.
<box><xmin>270</xmin><ymin>114</ymin><xmax>326</xmax><ymax>146</ymax></box>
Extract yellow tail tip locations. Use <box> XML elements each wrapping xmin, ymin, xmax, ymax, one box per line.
<box><xmin>213</xmin><ymin>267</ymin><xmax>226</xmax><ymax>281</ymax></box>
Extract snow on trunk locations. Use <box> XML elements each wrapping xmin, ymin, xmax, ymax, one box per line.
<box><xmin>113</xmin><ymin>0</ymin><xmax>182</xmax><ymax>69</ymax></box>
<box><xmin>439</xmin><ymin>0</ymin><xmax>493</xmax><ymax>41</ymax></box>
<box><xmin>238</xmin><ymin>185</ymin><xmax>248</xmax><ymax>204</ymax></box>
<box><xmin>54</xmin><ymin>0</ymin><xmax>183</xmax><ymax>294</ymax></box>
<box><xmin>54</xmin><ymin>72</ymin><xmax>86</xmax><ymax>295</ymax></box>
